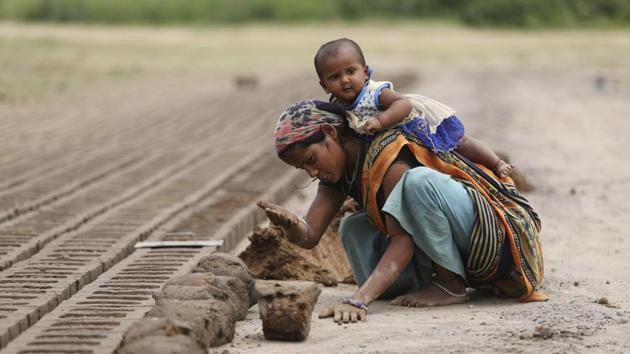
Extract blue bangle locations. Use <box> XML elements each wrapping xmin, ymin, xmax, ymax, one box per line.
<box><xmin>343</xmin><ymin>297</ymin><xmax>368</xmax><ymax>311</ymax></box>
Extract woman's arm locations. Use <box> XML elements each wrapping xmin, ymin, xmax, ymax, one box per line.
<box><xmin>320</xmin><ymin>162</ymin><xmax>416</xmax><ymax>323</ymax></box>
<box><xmin>351</xmin><ymin>162</ymin><xmax>414</xmax><ymax>303</ymax></box>
<box><xmin>258</xmin><ymin>183</ymin><xmax>345</xmax><ymax>249</ymax></box>
<box><xmin>300</xmin><ymin>184</ymin><xmax>346</xmax><ymax>249</ymax></box>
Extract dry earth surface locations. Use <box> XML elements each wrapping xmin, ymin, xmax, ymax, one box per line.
<box><xmin>219</xmin><ymin>66</ymin><xmax>630</xmax><ymax>354</ymax></box>
<box><xmin>0</xmin><ymin>23</ymin><xmax>629</xmax><ymax>353</ymax></box>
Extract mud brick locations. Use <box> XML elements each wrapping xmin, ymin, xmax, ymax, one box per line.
<box><xmin>255</xmin><ymin>280</ymin><xmax>321</xmax><ymax>341</ymax></box>
<box><xmin>119</xmin><ymin>317</ymin><xmax>193</xmax><ymax>347</ymax></box>
<box><xmin>36</xmin><ymin>296</ymin><xmax>58</xmax><ymax>320</ymax></box>
<box><xmin>78</xmin><ymin>271</ymin><xmax>91</xmax><ymax>288</ymax></box>
<box><xmin>193</xmin><ymin>252</ymin><xmax>256</xmax><ymax>307</ymax></box>
<box><xmin>116</xmin><ymin>334</ymin><xmax>205</xmax><ymax>354</ymax></box>
<box><xmin>0</xmin><ymin>329</ymin><xmax>9</xmax><ymax>349</ymax></box>
<box><xmin>0</xmin><ymin>323</ymin><xmax>17</xmax><ymax>348</ymax></box>
<box><xmin>146</xmin><ymin>298</ymin><xmax>235</xmax><ymax>347</ymax></box>
<box><xmin>159</xmin><ymin>273</ymin><xmax>249</xmax><ymax>321</ymax></box>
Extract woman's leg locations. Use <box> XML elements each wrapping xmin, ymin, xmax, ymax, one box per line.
<box><xmin>338</xmin><ymin>212</ymin><xmax>432</xmax><ymax>299</ymax></box>
<box><xmin>382</xmin><ymin>167</ymin><xmax>476</xmax><ymax>306</ymax></box>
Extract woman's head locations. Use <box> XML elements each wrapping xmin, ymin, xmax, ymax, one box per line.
<box><xmin>275</xmin><ymin>100</ymin><xmax>350</xmax><ymax>183</ymax></box>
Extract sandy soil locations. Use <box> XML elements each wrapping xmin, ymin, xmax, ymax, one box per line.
<box><xmin>217</xmin><ymin>66</ymin><xmax>630</xmax><ymax>353</ymax></box>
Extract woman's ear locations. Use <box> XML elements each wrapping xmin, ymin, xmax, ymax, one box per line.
<box><xmin>320</xmin><ymin>123</ymin><xmax>338</xmax><ymax>140</ymax></box>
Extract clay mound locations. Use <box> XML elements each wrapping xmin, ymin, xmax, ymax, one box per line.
<box><xmin>240</xmin><ymin>200</ymin><xmax>355</xmax><ymax>286</ymax></box>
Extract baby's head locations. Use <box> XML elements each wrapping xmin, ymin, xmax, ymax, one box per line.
<box><xmin>314</xmin><ymin>38</ymin><xmax>369</xmax><ymax>104</ymax></box>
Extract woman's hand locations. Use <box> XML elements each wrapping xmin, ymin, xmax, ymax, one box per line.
<box><xmin>257</xmin><ymin>200</ymin><xmax>311</xmax><ymax>246</ymax></box>
<box><xmin>257</xmin><ymin>200</ymin><xmax>299</xmax><ymax>229</ymax></box>
<box><xmin>318</xmin><ymin>304</ymin><xmax>367</xmax><ymax>323</ymax></box>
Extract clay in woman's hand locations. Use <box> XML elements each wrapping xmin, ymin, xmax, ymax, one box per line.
<box><xmin>257</xmin><ymin>200</ymin><xmax>299</xmax><ymax>229</ymax></box>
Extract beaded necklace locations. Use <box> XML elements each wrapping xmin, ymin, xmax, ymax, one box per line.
<box><xmin>342</xmin><ymin>143</ymin><xmax>363</xmax><ymax>197</ymax></box>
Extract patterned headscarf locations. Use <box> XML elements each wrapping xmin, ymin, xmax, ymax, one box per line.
<box><xmin>274</xmin><ymin>100</ymin><xmax>345</xmax><ymax>154</ymax></box>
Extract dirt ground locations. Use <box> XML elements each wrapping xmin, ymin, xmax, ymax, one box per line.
<box><xmin>1</xmin><ymin>23</ymin><xmax>629</xmax><ymax>353</ymax></box>
<box><xmin>219</xmin><ymin>66</ymin><xmax>630</xmax><ymax>353</ymax></box>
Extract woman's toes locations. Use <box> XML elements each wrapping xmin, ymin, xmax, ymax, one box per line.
<box><xmin>391</xmin><ymin>296</ymin><xmax>407</xmax><ymax>306</ymax></box>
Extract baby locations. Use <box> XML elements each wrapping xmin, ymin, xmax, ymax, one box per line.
<box><xmin>314</xmin><ymin>38</ymin><xmax>512</xmax><ymax>178</ymax></box>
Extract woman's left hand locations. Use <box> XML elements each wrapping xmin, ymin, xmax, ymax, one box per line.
<box><xmin>318</xmin><ymin>304</ymin><xmax>367</xmax><ymax>323</ymax></box>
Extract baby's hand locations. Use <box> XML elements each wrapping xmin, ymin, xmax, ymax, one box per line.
<box><xmin>257</xmin><ymin>200</ymin><xmax>299</xmax><ymax>230</ymax></box>
<box><xmin>363</xmin><ymin>117</ymin><xmax>383</xmax><ymax>135</ymax></box>
<box><xmin>494</xmin><ymin>160</ymin><xmax>513</xmax><ymax>178</ymax></box>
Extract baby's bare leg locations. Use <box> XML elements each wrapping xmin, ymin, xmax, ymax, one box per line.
<box><xmin>456</xmin><ymin>135</ymin><xmax>511</xmax><ymax>177</ymax></box>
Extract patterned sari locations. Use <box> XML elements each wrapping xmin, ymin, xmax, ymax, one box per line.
<box><xmin>361</xmin><ymin>130</ymin><xmax>546</xmax><ymax>302</ymax></box>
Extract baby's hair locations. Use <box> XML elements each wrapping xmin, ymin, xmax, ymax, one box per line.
<box><xmin>314</xmin><ymin>38</ymin><xmax>366</xmax><ymax>79</ymax></box>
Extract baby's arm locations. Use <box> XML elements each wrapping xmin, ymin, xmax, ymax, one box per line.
<box><xmin>364</xmin><ymin>88</ymin><xmax>412</xmax><ymax>134</ymax></box>
<box><xmin>456</xmin><ymin>135</ymin><xmax>513</xmax><ymax>178</ymax></box>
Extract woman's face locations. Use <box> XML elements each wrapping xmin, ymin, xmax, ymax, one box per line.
<box><xmin>281</xmin><ymin>126</ymin><xmax>346</xmax><ymax>184</ymax></box>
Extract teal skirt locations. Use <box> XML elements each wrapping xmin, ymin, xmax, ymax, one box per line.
<box><xmin>339</xmin><ymin>167</ymin><xmax>475</xmax><ymax>299</ymax></box>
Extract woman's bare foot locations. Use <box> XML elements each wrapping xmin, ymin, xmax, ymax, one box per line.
<box><xmin>391</xmin><ymin>281</ymin><xmax>468</xmax><ymax>307</ymax></box>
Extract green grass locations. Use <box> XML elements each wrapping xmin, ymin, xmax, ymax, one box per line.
<box><xmin>1</xmin><ymin>0</ymin><xmax>629</xmax><ymax>28</ymax></box>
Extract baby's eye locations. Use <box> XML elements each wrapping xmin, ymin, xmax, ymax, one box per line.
<box><xmin>347</xmin><ymin>67</ymin><xmax>356</xmax><ymax>74</ymax></box>
<box><xmin>329</xmin><ymin>73</ymin><xmax>339</xmax><ymax>81</ymax></box>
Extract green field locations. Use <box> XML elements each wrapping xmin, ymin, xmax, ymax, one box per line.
<box><xmin>0</xmin><ymin>22</ymin><xmax>629</xmax><ymax>102</ymax></box>
<box><xmin>1</xmin><ymin>0</ymin><xmax>629</xmax><ymax>27</ymax></box>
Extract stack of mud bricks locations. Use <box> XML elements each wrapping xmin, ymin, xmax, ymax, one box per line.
<box><xmin>115</xmin><ymin>253</ymin><xmax>256</xmax><ymax>353</ymax></box>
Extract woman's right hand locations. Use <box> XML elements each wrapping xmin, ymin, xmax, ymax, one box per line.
<box><xmin>257</xmin><ymin>200</ymin><xmax>303</xmax><ymax>243</ymax></box>
<box><xmin>319</xmin><ymin>304</ymin><xmax>367</xmax><ymax>323</ymax></box>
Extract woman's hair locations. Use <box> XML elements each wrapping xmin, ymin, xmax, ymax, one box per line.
<box><xmin>278</xmin><ymin>119</ymin><xmax>354</xmax><ymax>160</ymax></box>
<box><xmin>275</xmin><ymin>100</ymin><xmax>355</xmax><ymax>158</ymax></box>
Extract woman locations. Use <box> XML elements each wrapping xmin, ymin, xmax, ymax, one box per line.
<box><xmin>260</xmin><ymin>100</ymin><xmax>546</xmax><ymax>324</ymax></box>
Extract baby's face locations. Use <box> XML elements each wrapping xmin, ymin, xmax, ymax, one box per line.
<box><xmin>318</xmin><ymin>47</ymin><xmax>369</xmax><ymax>104</ymax></box>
